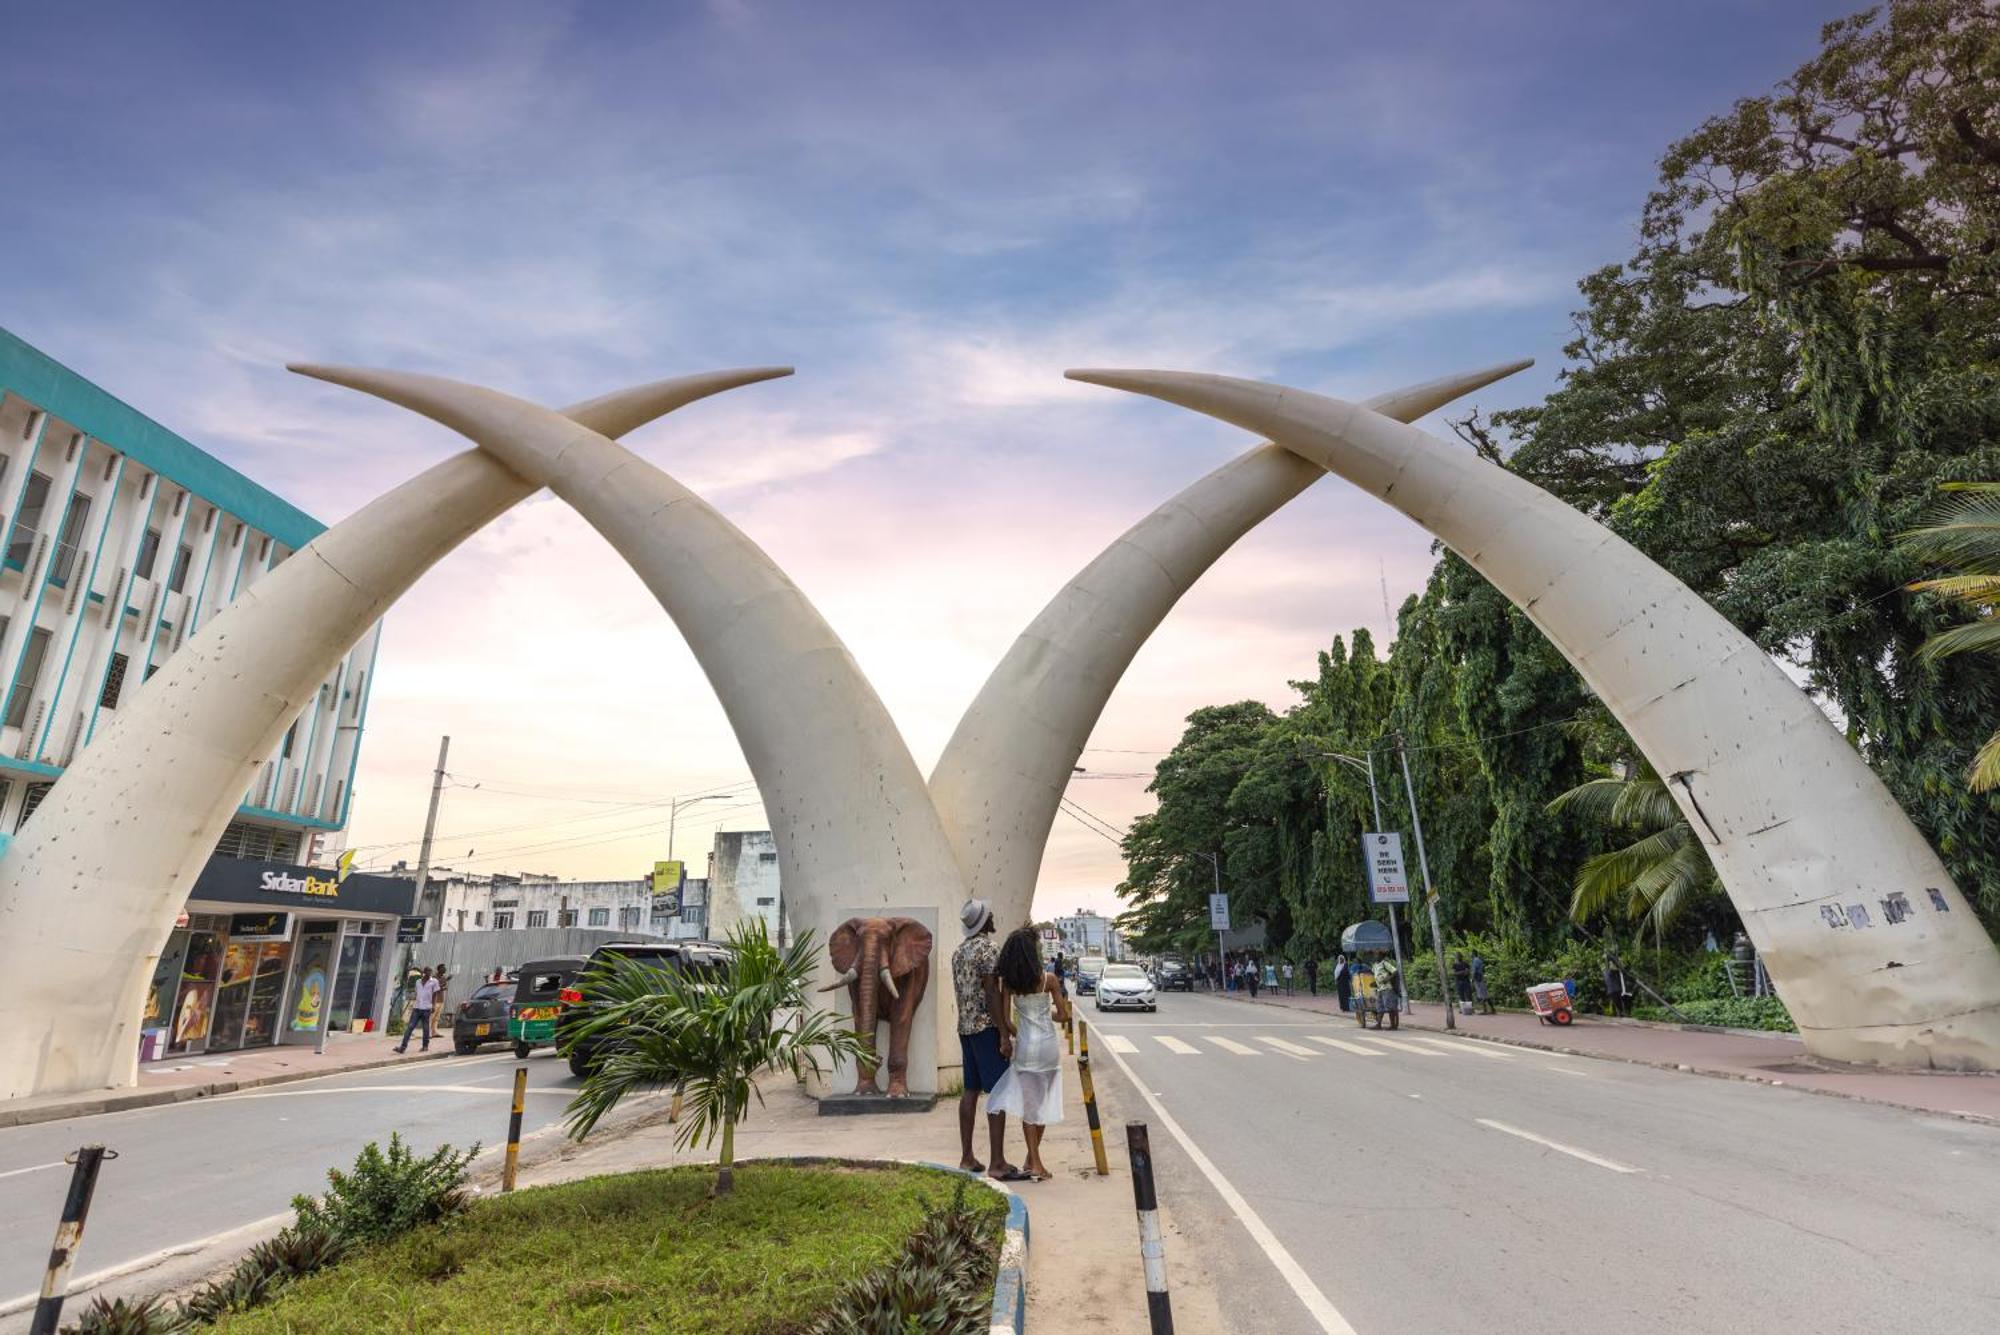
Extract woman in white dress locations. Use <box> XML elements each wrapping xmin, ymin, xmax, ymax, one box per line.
<box><xmin>988</xmin><ymin>927</ymin><xmax>1071</xmax><ymax>1181</ymax></box>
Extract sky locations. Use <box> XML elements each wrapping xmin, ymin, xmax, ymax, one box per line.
<box><xmin>0</xmin><ymin>0</ymin><xmax>1857</xmax><ymax>919</ymax></box>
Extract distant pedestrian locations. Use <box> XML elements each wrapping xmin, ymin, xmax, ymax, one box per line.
<box><xmin>1604</xmin><ymin>953</ymin><xmax>1636</xmax><ymax>1018</ymax></box>
<box><xmin>396</xmin><ymin>967</ymin><xmax>440</xmax><ymax>1053</ymax></box>
<box><xmin>1282</xmin><ymin>961</ymin><xmax>1295</xmax><ymax>996</ymax></box>
<box><xmin>1470</xmin><ymin>952</ymin><xmax>1492</xmax><ymax>1014</ymax></box>
<box><xmin>1247</xmin><ymin>960</ymin><xmax>1261</xmax><ymax>1000</ymax></box>
<box><xmin>488</xmin><ymin>966</ymin><xmax>506</xmax><ymax>986</ymax></box>
<box><xmin>1371</xmin><ymin>955</ymin><xmax>1400</xmax><ymax>1029</ymax></box>
<box><xmin>1451</xmin><ymin>953</ymin><xmax>1472</xmax><ymax>1011</ymax></box>
<box><xmin>1334</xmin><ymin>954</ymin><xmax>1352</xmax><ymax>1013</ymax></box>
<box><xmin>1307</xmin><ymin>960</ymin><xmax>1318</xmax><ymax>997</ymax></box>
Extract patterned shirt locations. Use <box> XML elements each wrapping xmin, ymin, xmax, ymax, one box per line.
<box><xmin>951</xmin><ymin>933</ymin><xmax>1000</xmax><ymax>1034</ymax></box>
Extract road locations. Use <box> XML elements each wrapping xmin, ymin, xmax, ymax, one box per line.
<box><xmin>0</xmin><ymin>1047</ymin><xmax>593</xmax><ymax>1315</ymax></box>
<box><xmin>1084</xmin><ymin>988</ymin><xmax>2000</xmax><ymax>1334</ymax></box>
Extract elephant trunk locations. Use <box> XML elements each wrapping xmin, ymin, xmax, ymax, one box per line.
<box><xmin>853</xmin><ymin>959</ymin><xmax>881</xmax><ymax>1085</ymax></box>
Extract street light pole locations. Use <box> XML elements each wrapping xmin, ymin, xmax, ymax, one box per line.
<box><xmin>1392</xmin><ymin>731</ymin><xmax>1454</xmax><ymax>1030</ymax></box>
<box><xmin>1323</xmin><ymin>751</ymin><xmax>1407</xmax><ymax>1017</ymax></box>
<box><xmin>1205</xmin><ymin>851</ymin><xmax>1226</xmax><ymax>992</ymax></box>
<box><xmin>668</xmin><ymin>792</ymin><xmax>731</xmax><ymax>862</ymax></box>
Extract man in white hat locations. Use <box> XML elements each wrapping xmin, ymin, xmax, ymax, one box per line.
<box><xmin>951</xmin><ymin>898</ymin><xmax>1022</xmax><ymax>1179</ymax></box>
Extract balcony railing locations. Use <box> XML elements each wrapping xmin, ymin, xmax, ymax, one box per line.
<box><xmin>47</xmin><ymin>539</ymin><xmax>83</xmax><ymax>588</ymax></box>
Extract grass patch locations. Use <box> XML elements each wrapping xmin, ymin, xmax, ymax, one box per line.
<box><xmin>215</xmin><ymin>1162</ymin><xmax>1005</xmax><ymax>1334</ymax></box>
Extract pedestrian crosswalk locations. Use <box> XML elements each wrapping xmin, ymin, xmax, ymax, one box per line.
<box><xmin>1095</xmin><ymin>1031</ymin><xmax>1518</xmax><ymax>1062</ymax></box>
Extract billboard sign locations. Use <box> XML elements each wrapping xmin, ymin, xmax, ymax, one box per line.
<box><xmin>1208</xmin><ymin>892</ymin><xmax>1231</xmax><ymax>932</ymax></box>
<box><xmin>1363</xmin><ymin>832</ymin><xmax>1410</xmax><ymax>904</ymax></box>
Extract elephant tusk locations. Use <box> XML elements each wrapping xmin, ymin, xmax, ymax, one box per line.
<box><xmin>879</xmin><ymin>967</ymin><xmax>900</xmax><ymax>1001</ymax></box>
<box><xmin>818</xmin><ymin>966</ymin><xmax>859</xmax><ymax>993</ymax></box>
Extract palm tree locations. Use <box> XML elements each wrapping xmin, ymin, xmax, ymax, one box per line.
<box><xmin>1550</xmin><ymin>760</ymin><xmax>1715</xmax><ymax>937</ymax></box>
<box><xmin>562</xmin><ymin>921</ymin><xmax>867</xmax><ymax>1195</ymax></box>
<box><xmin>1901</xmin><ymin>482</ymin><xmax>2000</xmax><ymax>791</ymax></box>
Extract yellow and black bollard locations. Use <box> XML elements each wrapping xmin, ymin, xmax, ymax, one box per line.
<box><xmin>31</xmin><ymin>1145</ymin><xmax>114</xmax><ymax>1335</ymax></box>
<box><xmin>1076</xmin><ymin>1021</ymin><xmax>1110</xmax><ymax>1176</ymax></box>
<box><xmin>502</xmin><ymin>1066</ymin><xmax>527</xmax><ymax>1192</ymax></box>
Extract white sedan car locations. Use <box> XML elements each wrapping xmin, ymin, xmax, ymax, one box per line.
<box><xmin>1093</xmin><ymin>963</ymin><xmax>1157</xmax><ymax>1012</ymax></box>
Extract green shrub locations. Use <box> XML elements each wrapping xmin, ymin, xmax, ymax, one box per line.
<box><xmin>179</xmin><ymin>1223</ymin><xmax>349</xmax><ymax>1324</ymax></box>
<box><xmin>291</xmin><ymin>1132</ymin><xmax>477</xmax><ymax>1245</ymax></box>
<box><xmin>62</xmin><ymin>1294</ymin><xmax>189</xmax><ymax>1334</ymax></box>
<box><xmin>1637</xmin><ymin>996</ymin><xmax>1794</xmax><ymax>1032</ymax></box>
<box><xmin>809</xmin><ymin>1182</ymin><xmax>999</xmax><ymax>1335</ymax></box>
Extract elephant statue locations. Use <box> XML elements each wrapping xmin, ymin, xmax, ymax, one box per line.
<box><xmin>822</xmin><ymin>916</ymin><xmax>933</xmax><ymax>1097</ymax></box>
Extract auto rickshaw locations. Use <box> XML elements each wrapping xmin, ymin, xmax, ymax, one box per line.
<box><xmin>508</xmin><ymin>955</ymin><xmax>588</xmax><ymax>1058</ymax></box>
<box><xmin>1340</xmin><ymin>920</ymin><xmax>1402</xmax><ymax>1030</ymax></box>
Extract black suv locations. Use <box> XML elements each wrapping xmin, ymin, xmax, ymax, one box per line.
<box><xmin>1156</xmin><ymin>959</ymin><xmax>1194</xmax><ymax>992</ymax></box>
<box><xmin>558</xmin><ymin>940</ymin><xmax>730</xmax><ymax>1078</ymax></box>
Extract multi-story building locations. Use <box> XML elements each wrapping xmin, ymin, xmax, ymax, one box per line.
<box><xmin>652</xmin><ymin>875</ymin><xmax>709</xmax><ymax>939</ymax></box>
<box><xmin>706</xmin><ymin>830</ymin><xmax>782</xmax><ymax>941</ymax></box>
<box><xmin>0</xmin><ymin>329</ymin><xmax>401</xmax><ymax>1061</ymax></box>
<box><xmin>1054</xmin><ymin>908</ymin><xmax>1125</xmax><ymax>961</ymax></box>
<box><xmin>425</xmin><ymin>866</ymin><xmax>651</xmax><ymax>936</ymax></box>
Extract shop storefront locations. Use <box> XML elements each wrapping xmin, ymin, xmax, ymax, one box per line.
<box><xmin>141</xmin><ymin>858</ymin><xmax>416</xmax><ymax>1062</ymax></box>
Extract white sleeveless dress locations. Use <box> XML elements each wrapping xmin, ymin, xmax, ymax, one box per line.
<box><xmin>988</xmin><ymin>989</ymin><xmax>1064</xmax><ymax>1125</ymax></box>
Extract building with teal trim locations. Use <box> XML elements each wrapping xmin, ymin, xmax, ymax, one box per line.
<box><xmin>0</xmin><ymin>327</ymin><xmax>381</xmax><ymax>866</ymax></box>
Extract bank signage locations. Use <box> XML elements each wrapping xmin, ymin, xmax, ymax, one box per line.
<box><xmin>193</xmin><ymin>857</ymin><xmax>418</xmax><ymax>917</ymax></box>
<box><xmin>396</xmin><ymin>916</ymin><xmax>430</xmax><ymax>944</ymax></box>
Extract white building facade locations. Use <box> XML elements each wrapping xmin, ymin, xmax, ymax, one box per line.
<box><xmin>1054</xmin><ymin>909</ymin><xmax>1125</xmax><ymax>961</ymax></box>
<box><xmin>706</xmin><ymin>830</ymin><xmax>782</xmax><ymax>941</ymax></box>
<box><xmin>427</xmin><ymin>867</ymin><xmax>651</xmax><ymax>936</ymax></box>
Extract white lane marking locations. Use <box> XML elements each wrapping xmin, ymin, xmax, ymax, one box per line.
<box><xmin>1097</xmin><ymin>1036</ymin><xmax>1357</xmax><ymax>1333</ymax></box>
<box><xmin>1541</xmin><ymin>1064</ymin><xmax>1592</xmax><ymax>1077</ymax></box>
<box><xmin>1406</xmin><ymin>1036</ymin><xmax>1514</xmax><ymax>1060</ymax></box>
<box><xmin>219</xmin><ymin>1083</ymin><xmax>571</xmax><ymax>1101</ymax></box>
<box><xmin>1308</xmin><ymin>1036</ymin><xmax>1385</xmax><ymax>1057</ymax></box>
<box><xmin>1156</xmin><ymin>1036</ymin><xmax>1202</xmax><ymax>1055</ymax></box>
<box><xmin>1475</xmin><ymin>1119</ymin><xmax>1641</xmax><ymax>1174</ymax></box>
<box><xmin>1350</xmin><ymin>1036</ymin><xmax>1446</xmax><ymax>1057</ymax></box>
<box><xmin>1259</xmin><ymin>1037</ymin><xmax>1321</xmax><ymax>1059</ymax></box>
<box><xmin>1207</xmin><ymin>1037</ymin><xmax>1262</xmax><ymax>1056</ymax></box>
<box><xmin>1104</xmin><ymin>1035</ymin><xmax>1141</xmax><ymax>1055</ymax></box>
<box><xmin>0</xmin><ymin>1161</ymin><xmax>65</xmax><ymax>1180</ymax></box>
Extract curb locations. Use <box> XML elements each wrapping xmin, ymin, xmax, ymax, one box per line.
<box><xmin>0</xmin><ymin>1049</ymin><xmax>453</xmax><ymax>1129</ymax></box>
<box><xmin>1238</xmin><ymin>992</ymin><xmax>2000</xmax><ymax>1126</ymax></box>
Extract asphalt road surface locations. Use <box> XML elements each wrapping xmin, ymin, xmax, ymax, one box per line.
<box><xmin>1084</xmin><ymin>988</ymin><xmax>2000</xmax><ymax>1334</ymax></box>
<box><xmin>0</xmin><ymin>1047</ymin><xmax>586</xmax><ymax>1314</ymax></box>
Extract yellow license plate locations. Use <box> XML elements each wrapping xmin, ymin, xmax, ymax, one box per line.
<box><xmin>473</xmin><ymin>1023</ymin><xmax>491</xmax><ymax>1036</ymax></box>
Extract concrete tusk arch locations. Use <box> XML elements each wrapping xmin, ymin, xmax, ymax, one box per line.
<box><xmin>287</xmin><ymin>365</ymin><xmax>971</xmax><ymax>1087</ymax></box>
<box><xmin>928</xmin><ymin>360</ymin><xmax>1532</xmax><ymax>931</ymax></box>
<box><xmin>1065</xmin><ymin>367</ymin><xmax>2000</xmax><ymax>1070</ymax></box>
<box><xmin>0</xmin><ymin>368</ymin><xmax>790</xmax><ymax>1101</ymax></box>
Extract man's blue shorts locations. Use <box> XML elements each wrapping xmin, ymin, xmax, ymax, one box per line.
<box><xmin>960</xmin><ymin>1026</ymin><xmax>1009</xmax><ymax>1093</ymax></box>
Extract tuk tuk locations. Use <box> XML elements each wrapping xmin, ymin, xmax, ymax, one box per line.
<box><xmin>508</xmin><ymin>955</ymin><xmax>588</xmax><ymax>1058</ymax></box>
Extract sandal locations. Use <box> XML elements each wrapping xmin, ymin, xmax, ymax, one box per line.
<box><xmin>991</xmin><ymin>1168</ymin><xmax>1033</xmax><ymax>1182</ymax></box>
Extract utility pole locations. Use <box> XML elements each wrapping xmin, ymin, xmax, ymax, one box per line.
<box><xmin>1206</xmin><ymin>851</ymin><xmax>1225</xmax><ymax>992</ymax></box>
<box><xmin>1324</xmin><ymin>750</ymin><xmax>1407</xmax><ymax>1018</ymax></box>
<box><xmin>414</xmin><ymin>735</ymin><xmax>450</xmax><ymax>931</ymax></box>
<box><xmin>1393</xmin><ymin>731</ymin><xmax>1454</xmax><ymax>1030</ymax></box>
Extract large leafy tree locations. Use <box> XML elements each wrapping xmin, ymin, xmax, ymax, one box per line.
<box><xmin>1901</xmin><ymin>482</ymin><xmax>2000</xmax><ymax>788</ymax></box>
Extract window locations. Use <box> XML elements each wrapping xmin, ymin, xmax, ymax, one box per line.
<box><xmin>526</xmin><ymin>910</ymin><xmax>548</xmax><ymax>928</ymax></box>
<box><xmin>134</xmin><ymin>527</ymin><xmax>161</xmax><ymax>580</ymax></box>
<box><xmin>493</xmin><ymin>912</ymin><xmax>515</xmax><ymax>930</ymax></box>
<box><xmin>168</xmin><ymin>543</ymin><xmax>193</xmax><ymax>593</ymax></box>
<box><xmin>280</xmin><ymin>722</ymin><xmax>296</xmax><ymax>758</ymax></box>
<box><xmin>100</xmin><ymin>653</ymin><xmax>129</xmax><ymax>711</ymax></box>
<box><xmin>473</xmin><ymin>911</ymin><xmax>485</xmax><ymax>927</ymax></box>
<box><xmin>759</xmin><ymin>851</ymin><xmax>778</xmax><ymax>863</ymax></box>
<box><xmin>50</xmin><ymin>491</ymin><xmax>90</xmax><ymax>586</ymax></box>
<box><xmin>8</xmin><ymin>472</ymin><xmax>52</xmax><ymax>568</ymax></box>
<box><xmin>17</xmin><ymin>781</ymin><xmax>53</xmax><ymax>831</ymax></box>
<box><xmin>6</xmin><ymin>627</ymin><xmax>51</xmax><ymax>729</ymax></box>
<box><xmin>620</xmin><ymin>907</ymin><xmax>642</xmax><ymax>930</ymax></box>
<box><xmin>212</xmin><ymin>820</ymin><xmax>303</xmax><ymax>863</ymax></box>
<box><xmin>455</xmin><ymin>909</ymin><xmax>466</xmax><ymax>931</ymax></box>
<box><xmin>587</xmin><ymin>907</ymin><xmax>609</xmax><ymax>927</ymax></box>
<box><xmin>755</xmin><ymin>896</ymin><xmax>775</xmax><ymax>907</ymax></box>
<box><xmin>558</xmin><ymin>909</ymin><xmax>578</xmax><ymax>928</ymax></box>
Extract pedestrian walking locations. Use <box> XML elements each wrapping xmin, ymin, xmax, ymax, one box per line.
<box><xmin>1282</xmin><ymin>961</ymin><xmax>1295</xmax><ymax>996</ymax></box>
<box><xmin>1247</xmin><ymin>959</ymin><xmax>1261</xmax><ymax>999</ymax></box>
<box><xmin>396</xmin><ymin>966</ymin><xmax>440</xmax><ymax>1053</ymax></box>
<box><xmin>951</xmin><ymin>899</ymin><xmax>1026</xmax><ymax>1181</ymax></box>
<box><xmin>986</xmin><ymin>927</ymin><xmax>1071</xmax><ymax>1181</ymax></box>
<box><xmin>1470</xmin><ymin>951</ymin><xmax>1493</xmax><ymax>1014</ymax></box>
<box><xmin>1604</xmin><ymin>952</ymin><xmax>1636</xmax><ymax>1018</ymax></box>
<box><xmin>1371</xmin><ymin>954</ymin><xmax>1400</xmax><ymax>1029</ymax></box>
<box><xmin>1307</xmin><ymin>959</ymin><xmax>1318</xmax><ymax>997</ymax></box>
<box><xmin>1334</xmin><ymin>953</ymin><xmax>1352</xmax><ymax>1013</ymax></box>
<box><xmin>1451</xmin><ymin>953</ymin><xmax>1472</xmax><ymax>1013</ymax></box>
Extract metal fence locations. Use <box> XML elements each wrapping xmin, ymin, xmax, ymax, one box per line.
<box><xmin>407</xmin><ymin>927</ymin><xmax>667</xmax><ymax>993</ymax></box>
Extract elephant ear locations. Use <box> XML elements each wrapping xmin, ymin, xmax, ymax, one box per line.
<box><xmin>887</xmin><ymin>918</ymin><xmax>934</xmax><ymax>977</ymax></box>
<box><xmin>830</xmin><ymin>919</ymin><xmax>864</xmax><ymax>974</ymax></box>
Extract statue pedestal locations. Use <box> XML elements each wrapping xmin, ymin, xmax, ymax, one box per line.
<box><xmin>818</xmin><ymin>1091</ymin><xmax>939</xmax><ymax>1116</ymax></box>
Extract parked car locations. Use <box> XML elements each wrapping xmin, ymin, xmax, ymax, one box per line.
<box><xmin>1093</xmin><ymin>962</ymin><xmax>1157</xmax><ymax>1012</ymax></box>
<box><xmin>1156</xmin><ymin>959</ymin><xmax>1194</xmax><ymax>992</ymax></box>
<box><xmin>558</xmin><ymin>940</ymin><xmax>731</xmax><ymax>1078</ymax></box>
<box><xmin>1074</xmin><ymin>955</ymin><xmax>1107</xmax><ymax>996</ymax></box>
<box><xmin>507</xmin><ymin>955</ymin><xmax>590</xmax><ymax>1059</ymax></box>
<box><xmin>452</xmin><ymin>978</ymin><xmax>516</xmax><ymax>1055</ymax></box>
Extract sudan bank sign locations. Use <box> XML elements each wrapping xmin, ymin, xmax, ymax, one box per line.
<box><xmin>193</xmin><ymin>857</ymin><xmax>417</xmax><ymax>917</ymax></box>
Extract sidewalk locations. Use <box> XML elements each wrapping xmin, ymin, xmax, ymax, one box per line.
<box><xmin>1221</xmin><ymin>986</ymin><xmax>2000</xmax><ymax>1123</ymax></box>
<box><xmin>0</xmin><ymin>1031</ymin><xmax>449</xmax><ymax>1129</ymax></box>
<box><xmin>514</xmin><ymin>1039</ymin><xmax>1230</xmax><ymax>1335</ymax></box>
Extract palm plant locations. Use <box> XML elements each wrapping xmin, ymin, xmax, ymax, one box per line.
<box><xmin>1900</xmin><ymin>482</ymin><xmax>2000</xmax><ymax>791</ymax></box>
<box><xmin>1550</xmin><ymin>760</ymin><xmax>1715</xmax><ymax>937</ymax></box>
<box><xmin>562</xmin><ymin>921</ymin><xmax>867</xmax><ymax>1195</ymax></box>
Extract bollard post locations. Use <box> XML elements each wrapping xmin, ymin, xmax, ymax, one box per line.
<box><xmin>669</xmin><ymin>1088</ymin><xmax>684</xmax><ymax>1124</ymax></box>
<box><xmin>1076</xmin><ymin>1021</ymin><xmax>1110</xmax><ymax>1176</ymax></box>
<box><xmin>1126</xmin><ymin>1123</ymin><xmax>1174</xmax><ymax>1334</ymax></box>
<box><xmin>502</xmin><ymin>1066</ymin><xmax>527</xmax><ymax>1192</ymax></box>
<box><xmin>1065</xmin><ymin>1011</ymin><xmax>1075</xmax><ymax>1055</ymax></box>
<box><xmin>31</xmin><ymin>1145</ymin><xmax>114</xmax><ymax>1335</ymax></box>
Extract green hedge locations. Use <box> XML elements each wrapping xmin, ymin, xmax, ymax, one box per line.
<box><xmin>1635</xmin><ymin>996</ymin><xmax>1795</xmax><ymax>1032</ymax></box>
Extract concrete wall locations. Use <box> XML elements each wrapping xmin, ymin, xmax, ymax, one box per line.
<box><xmin>408</xmin><ymin>925</ymin><xmax>663</xmax><ymax>986</ymax></box>
<box><xmin>707</xmin><ymin>830</ymin><xmax>781</xmax><ymax>940</ymax></box>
